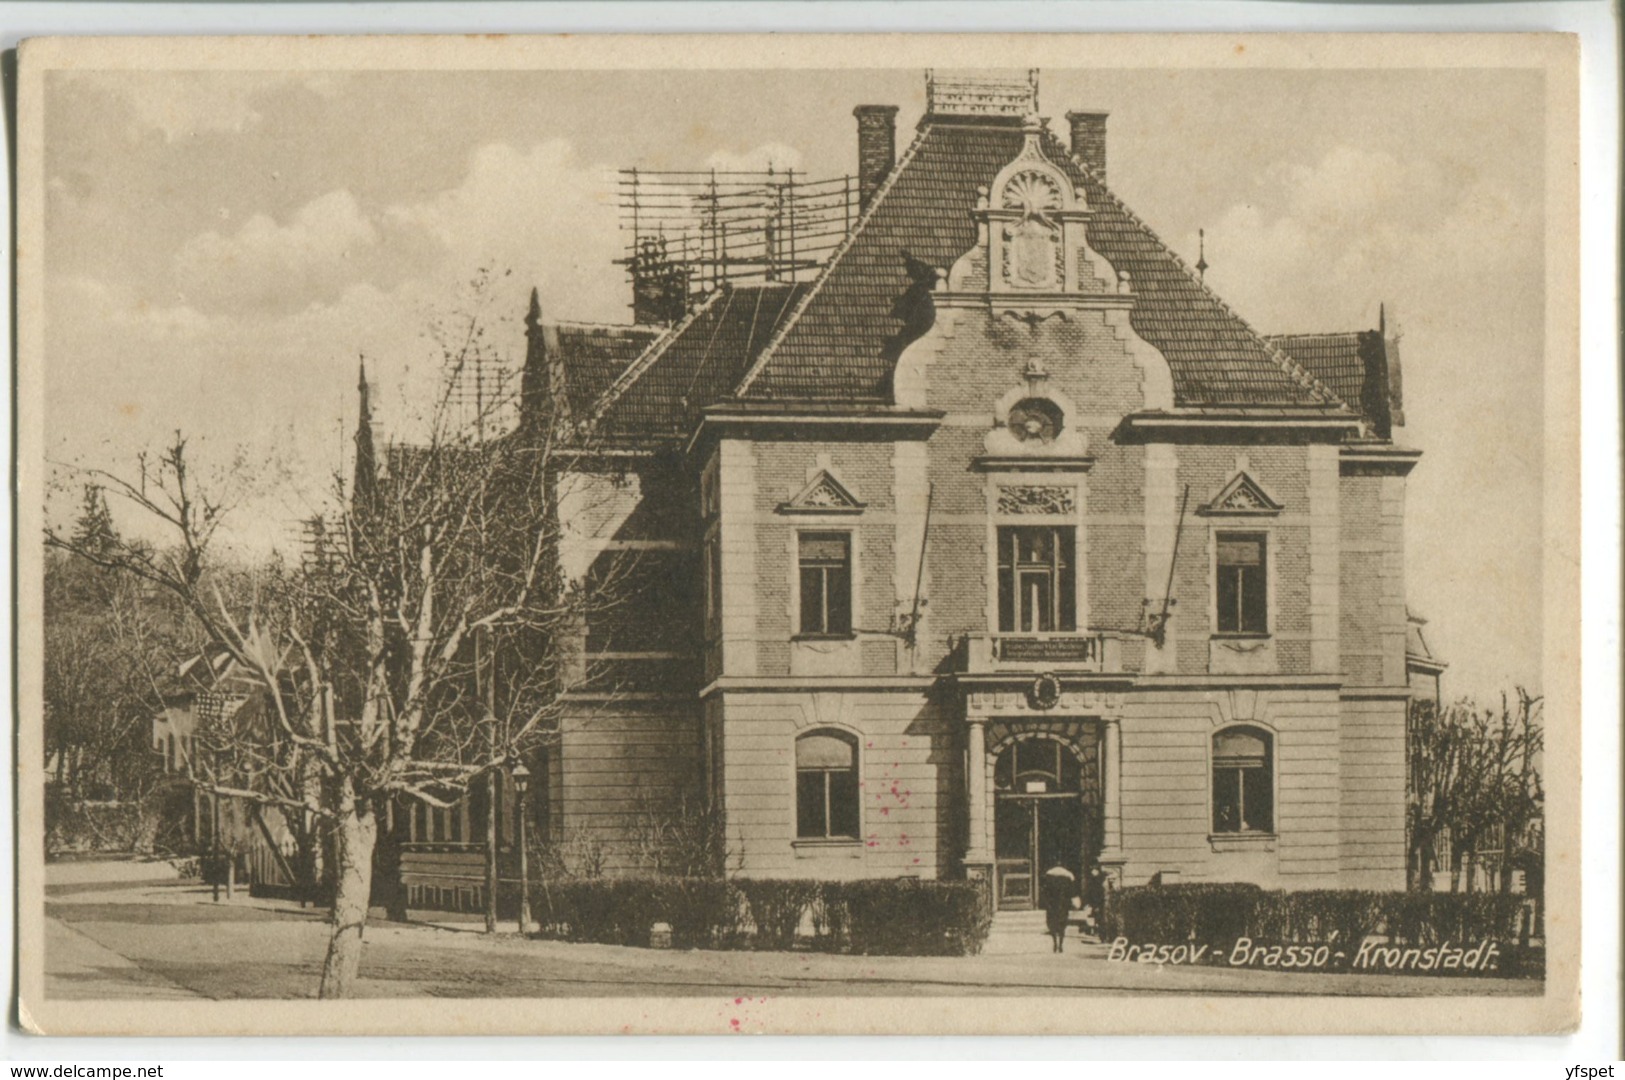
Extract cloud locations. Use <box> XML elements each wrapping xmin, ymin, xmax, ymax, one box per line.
<box><xmin>175</xmin><ymin>189</ymin><xmax>383</xmax><ymax>315</ymax></box>
<box><xmin>51</xmin><ymin>274</ymin><xmax>216</xmax><ymax>341</ymax></box>
<box><xmin>383</xmin><ymin>139</ymin><xmax>626</xmax><ymax>324</ymax></box>
<box><xmin>1190</xmin><ymin>143</ymin><xmax>1536</xmax><ymax>337</ymax></box>
<box><xmin>703</xmin><ymin>142</ymin><xmax>807</xmax><ymax>174</ymax></box>
<box><xmin>61</xmin><ymin>71</ymin><xmax>344</xmax><ymax>143</ymax></box>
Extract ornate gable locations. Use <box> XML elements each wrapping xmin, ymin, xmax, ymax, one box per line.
<box><xmin>942</xmin><ymin>114</ymin><xmax>1130</xmax><ymax>315</ymax></box>
<box><xmin>1198</xmin><ymin>472</ymin><xmax>1284</xmax><ymax>517</ymax></box>
<box><xmin>778</xmin><ymin>470</ymin><xmax>866</xmax><ymax>515</ymax></box>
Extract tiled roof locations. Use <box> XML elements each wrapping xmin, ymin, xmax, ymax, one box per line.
<box><xmin>737</xmin><ymin>117</ymin><xmax>1341</xmax><ymax>408</ymax></box>
<box><xmin>552</xmin><ymin>324</ymin><xmax>661</xmax><ymax>418</ymax></box>
<box><xmin>1267</xmin><ymin>333</ymin><xmax>1368</xmax><ymax>413</ymax></box>
<box><xmin>588</xmin><ymin>283</ymin><xmax>811</xmax><ymax>443</ymax></box>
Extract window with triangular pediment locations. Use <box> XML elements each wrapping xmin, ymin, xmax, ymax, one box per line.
<box><xmin>1198</xmin><ymin>472</ymin><xmax>1284</xmax><ymax>517</ymax></box>
<box><xmin>777</xmin><ymin>471</ymin><xmax>866</xmax><ymax>515</ymax></box>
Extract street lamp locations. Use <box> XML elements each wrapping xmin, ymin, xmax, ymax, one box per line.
<box><xmin>511</xmin><ymin>761</ymin><xmax>532</xmax><ymax>935</ymax></box>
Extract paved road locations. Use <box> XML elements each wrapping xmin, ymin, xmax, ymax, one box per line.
<box><xmin>44</xmin><ymin>864</ymin><xmax>1544</xmax><ymax>1002</ymax></box>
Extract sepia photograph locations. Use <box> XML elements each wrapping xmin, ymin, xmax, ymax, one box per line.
<box><xmin>13</xmin><ymin>33</ymin><xmax>1581</xmax><ymax>1037</ymax></box>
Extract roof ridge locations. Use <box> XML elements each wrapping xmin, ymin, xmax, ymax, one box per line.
<box><xmin>1047</xmin><ymin>131</ymin><xmax>1348</xmax><ymax>411</ymax></box>
<box><xmin>732</xmin><ymin>123</ymin><xmax>935</xmax><ymax>399</ymax></box>
<box><xmin>552</xmin><ymin>320</ymin><xmax>660</xmax><ymax>333</ymax></box>
<box><xmin>582</xmin><ymin>289</ymin><xmax>727</xmax><ymax>430</ymax></box>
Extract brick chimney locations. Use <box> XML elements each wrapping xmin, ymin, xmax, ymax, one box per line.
<box><xmin>853</xmin><ymin>104</ymin><xmax>899</xmax><ymax>212</ymax></box>
<box><xmin>1066</xmin><ymin>109</ymin><xmax>1109</xmax><ymax>179</ymax></box>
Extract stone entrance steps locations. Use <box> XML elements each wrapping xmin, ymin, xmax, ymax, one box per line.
<box><xmin>982</xmin><ymin>908</ymin><xmax>1108</xmax><ymax>957</ymax></box>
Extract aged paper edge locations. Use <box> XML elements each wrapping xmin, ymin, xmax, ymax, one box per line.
<box><xmin>12</xmin><ymin>31</ymin><xmax>1583</xmax><ymax>1038</ymax></box>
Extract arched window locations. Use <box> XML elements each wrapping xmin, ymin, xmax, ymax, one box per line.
<box><xmin>1212</xmin><ymin>726</ymin><xmax>1274</xmax><ymax>834</ymax></box>
<box><xmin>994</xmin><ymin>737</ymin><xmax>1082</xmax><ymax>794</ymax></box>
<box><xmin>795</xmin><ymin>730</ymin><xmax>859</xmax><ymax>839</ymax></box>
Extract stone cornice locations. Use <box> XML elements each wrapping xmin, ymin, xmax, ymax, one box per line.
<box><xmin>1340</xmin><ymin>445</ymin><xmax>1423</xmax><ymax>476</ymax></box>
<box><xmin>685</xmin><ymin>407</ymin><xmax>943</xmax><ymax>458</ymax></box>
<box><xmin>971</xmin><ymin>454</ymin><xmax>1096</xmax><ymax>473</ymax></box>
<box><xmin>1115</xmin><ymin>410</ymin><xmax>1361</xmax><ymax>444</ymax></box>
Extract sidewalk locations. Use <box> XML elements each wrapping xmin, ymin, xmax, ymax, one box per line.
<box><xmin>44</xmin><ymin>864</ymin><xmax>1545</xmax><ymax>1000</ymax></box>
<box><xmin>45</xmin><ymin>914</ymin><xmax>201</xmax><ymax>1000</ymax></box>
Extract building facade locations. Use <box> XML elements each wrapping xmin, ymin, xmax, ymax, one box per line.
<box><xmin>467</xmin><ymin>76</ymin><xmax>1426</xmax><ymax>908</ymax></box>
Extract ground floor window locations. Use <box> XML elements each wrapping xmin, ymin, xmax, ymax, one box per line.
<box><xmin>795</xmin><ymin>729</ymin><xmax>859</xmax><ymax>839</ymax></box>
<box><xmin>1212</xmin><ymin>725</ymin><xmax>1274</xmax><ymax>833</ymax></box>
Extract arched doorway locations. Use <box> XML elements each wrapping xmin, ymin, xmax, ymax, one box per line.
<box><xmin>993</xmin><ymin>735</ymin><xmax>1099</xmax><ymax>910</ymax></box>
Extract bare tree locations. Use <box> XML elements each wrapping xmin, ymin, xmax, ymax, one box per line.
<box><xmin>44</xmin><ymin>487</ymin><xmax>201</xmax><ymax>810</ymax></box>
<box><xmin>46</xmin><ymin>286</ymin><xmax>640</xmax><ymax>997</ymax></box>
<box><xmin>1406</xmin><ymin>690</ymin><xmax>1544</xmax><ymax>892</ymax></box>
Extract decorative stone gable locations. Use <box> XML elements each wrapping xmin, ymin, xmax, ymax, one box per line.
<box><xmin>942</xmin><ymin>115</ymin><xmax>1130</xmax><ymax>317</ymax></box>
<box><xmin>1199</xmin><ymin>471</ymin><xmax>1285</xmax><ymax>517</ymax></box>
<box><xmin>1000</xmin><ymin>170</ymin><xmax>1067</xmax><ymax>290</ymax></box>
<box><xmin>778</xmin><ymin>469</ymin><xmax>865</xmax><ymax>515</ymax></box>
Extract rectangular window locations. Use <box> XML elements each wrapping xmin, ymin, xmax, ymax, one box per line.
<box><xmin>996</xmin><ymin>526</ymin><xmax>1076</xmax><ymax>633</ymax></box>
<box><xmin>1215</xmin><ymin>532</ymin><xmax>1268</xmax><ymax>634</ymax></box>
<box><xmin>704</xmin><ymin>533</ymin><xmax>722</xmax><ymax>627</ymax></box>
<box><xmin>798</xmin><ymin>532</ymin><xmax>852</xmax><ymax>636</ymax></box>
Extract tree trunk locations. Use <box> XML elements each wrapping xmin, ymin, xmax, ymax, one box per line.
<box><xmin>371</xmin><ymin>796</ymin><xmax>408</xmax><ymax>922</ymax></box>
<box><xmin>318</xmin><ymin>779</ymin><xmax>377</xmax><ymax>999</ymax></box>
<box><xmin>1412</xmin><ymin>838</ymin><xmax>1435</xmax><ymax>892</ymax></box>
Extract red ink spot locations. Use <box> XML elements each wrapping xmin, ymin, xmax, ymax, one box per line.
<box><xmin>734</xmin><ymin>997</ymin><xmax>743</xmax><ymax>1005</ymax></box>
<box><xmin>731</xmin><ymin>1019</ymin><xmax>741</xmax><ymax>1031</ymax></box>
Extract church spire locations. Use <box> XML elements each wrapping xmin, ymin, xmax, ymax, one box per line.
<box><xmin>353</xmin><ymin>357</ymin><xmax>377</xmax><ymax>515</ymax></box>
<box><xmin>520</xmin><ymin>288</ymin><xmax>549</xmax><ymax>435</ymax></box>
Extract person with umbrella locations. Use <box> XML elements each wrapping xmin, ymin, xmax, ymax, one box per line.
<box><xmin>1039</xmin><ymin>865</ymin><xmax>1077</xmax><ymax>953</ymax></box>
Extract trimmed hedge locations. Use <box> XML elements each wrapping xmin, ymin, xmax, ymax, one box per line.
<box><xmin>834</xmin><ymin>879</ymin><xmax>993</xmax><ymax>957</ymax></box>
<box><xmin>532</xmin><ymin>876</ymin><xmax>991</xmax><ymax>957</ymax></box>
<box><xmin>1100</xmin><ymin>884</ymin><xmax>1537</xmax><ymax>977</ymax></box>
<box><xmin>1101</xmin><ymin>883</ymin><xmax>1265</xmax><ymax>944</ymax></box>
<box><xmin>534</xmin><ymin>877</ymin><xmax>739</xmax><ymax>949</ymax></box>
<box><xmin>736</xmin><ymin>879</ymin><xmax>822</xmax><ymax>951</ymax></box>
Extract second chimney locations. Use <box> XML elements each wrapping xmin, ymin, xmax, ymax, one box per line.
<box><xmin>854</xmin><ymin>104</ymin><xmax>899</xmax><ymax>212</ymax></box>
<box><xmin>1066</xmin><ymin>109</ymin><xmax>1109</xmax><ymax>180</ymax></box>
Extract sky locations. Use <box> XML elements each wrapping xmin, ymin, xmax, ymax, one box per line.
<box><xmin>40</xmin><ymin>66</ymin><xmax>1547</xmax><ymax>702</ymax></box>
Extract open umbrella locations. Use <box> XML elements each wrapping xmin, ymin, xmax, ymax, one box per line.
<box><xmin>1043</xmin><ymin>866</ymin><xmax>1076</xmax><ymax>880</ymax></box>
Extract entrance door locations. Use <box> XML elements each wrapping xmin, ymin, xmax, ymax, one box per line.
<box><xmin>994</xmin><ymin>797</ymin><xmax>1036</xmax><ymax>908</ymax></box>
<box><xmin>991</xmin><ymin>736</ymin><xmax>1091</xmax><ymax>911</ymax></box>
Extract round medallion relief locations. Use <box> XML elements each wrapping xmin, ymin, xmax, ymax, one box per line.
<box><xmin>1007</xmin><ymin>397</ymin><xmax>1064</xmax><ymax>443</ymax></box>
